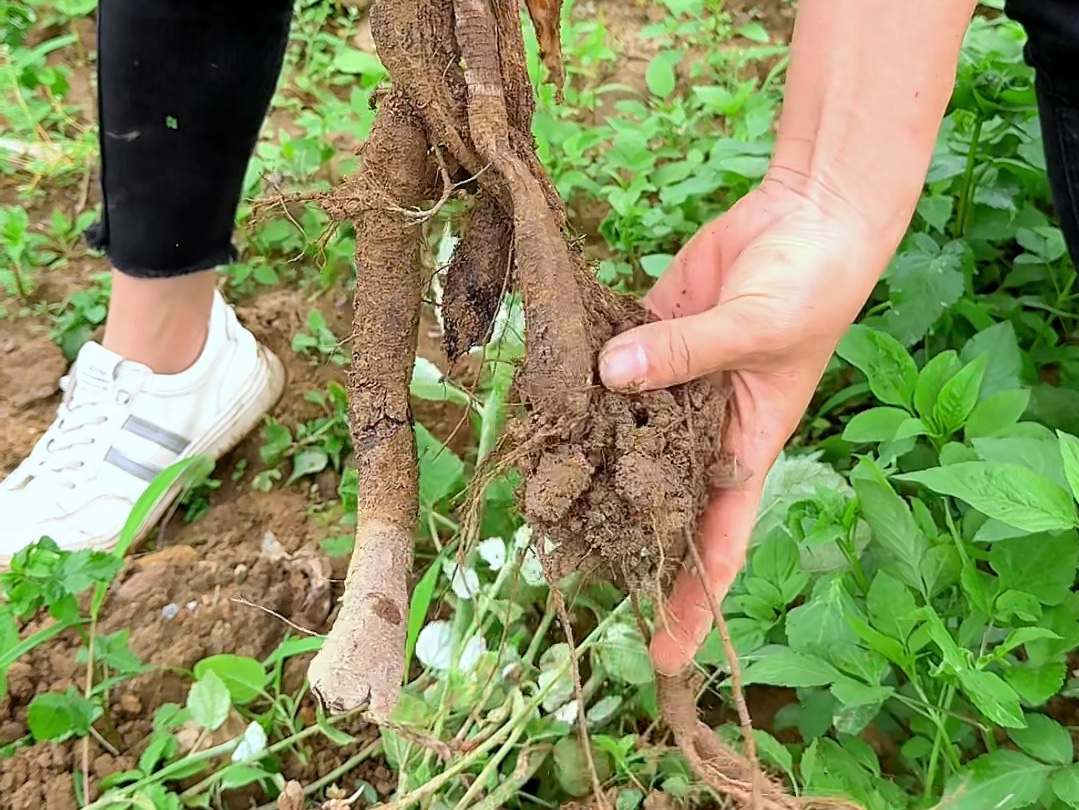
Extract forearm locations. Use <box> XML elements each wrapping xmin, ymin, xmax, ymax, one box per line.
<box><xmin>770</xmin><ymin>0</ymin><xmax>977</xmax><ymax>252</ymax></box>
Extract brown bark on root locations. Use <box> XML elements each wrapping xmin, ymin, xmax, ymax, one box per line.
<box><xmin>315</xmin><ymin>2</ymin><xmax>849</xmax><ymax>807</ymax></box>
<box><xmin>308</xmin><ymin>91</ymin><xmax>434</xmax><ymax>720</ymax></box>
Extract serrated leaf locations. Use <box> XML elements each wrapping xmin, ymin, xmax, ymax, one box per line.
<box><xmin>1004</xmin><ymin>660</ymin><xmax>1066</xmax><ymax>706</ymax></box>
<box><xmin>599</xmin><ymin>623</ymin><xmax>653</xmax><ymax>685</ymax></box>
<box><xmin>915</xmin><ymin>351</ymin><xmax>962</xmax><ymax>420</ymax></box>
<box><xmin>27</xmin><ymin>688</ymin><xmax>102</xmax><ymax>742</ymax></box>
<box><xmin>879</xmin><ymin>237</ymin><xmax>969</xmax><ymax>346</ymax></box>
<box><xmin>932</xmin><ymin>353</ymin><xmax>987</xmax><ymax>436</ymax></box>
<box><xmin>867</xmin><ymin>570</ymin><xmax>918</xmax><ymax>642</ymax></box>
<box><xmin>850</xmin><ymin>459</ymin><xmax>927</xmax><ymax>592</ymax></box>
<box><xmin>898</xmin><ymin>462</ymin><xmax>1077</xmax><ymax>532</ymax></box>
<box><xmin>187</xmin><ymin>670</ymin><xmax>232</xmax><ymax>732</ymax></box>
<box><xmin>1058</xmin><ymin>431</ymin><xmax>1079</xmax><ymax>503</ymax></box>
<box><xmin>989</xmin><ymin>532</ymin><xmax>1079</xmax><ymax>606</ymax></box>
<box><xmin>956</xmin><ymin>669</ymin><xmax>1024</xmax><ymax>728</ymax></box>
<box><xmin>742</xmin><ymin>649</ymin><xmax>841</xmax><ymax>687</ymax></box>
<box><xmin>1007</xmin><ymin>714</ymin><xmax>1073</xmax><ymax>764</ymax></box>
<box><xmin>940</xmin><ymin>750</ymin><xmax>1050</xmax><ymax>810</ymax></box>
<box><xmin>837</xmin><ymin>325</ymin><xmax>918</xmax><ymax>409</ymax></box>
<box><xmin>1052</xmin><ymin>764</ymin><xmax>1079</xmax><ymax>808</ymax></box>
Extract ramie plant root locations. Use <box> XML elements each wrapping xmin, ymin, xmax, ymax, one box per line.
<box><xmin>307</xmin><ymin>91</ymin><xmax>435</xmax><ymax>720</ymax></box>
<box><xmin>315</xmin><ymin>1</ymin><xmax>856</xmax><ymax>806</ymax></box>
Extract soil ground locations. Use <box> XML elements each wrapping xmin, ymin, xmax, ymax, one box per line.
<box><xmin>0</xmin><ymin>1</ymin><xmax>792</xmax><ymax>806</ymax></box>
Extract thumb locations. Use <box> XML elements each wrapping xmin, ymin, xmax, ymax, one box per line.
<box><xmin>599</xmin><ymin>303</ymin><xmax>754</xmax><ymax>391</ymax></box>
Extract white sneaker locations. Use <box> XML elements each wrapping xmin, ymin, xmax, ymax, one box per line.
<box><xmin>0</xmin><ymin>291</ymin><xmax>285</xmax><ymax>564</ymax></box>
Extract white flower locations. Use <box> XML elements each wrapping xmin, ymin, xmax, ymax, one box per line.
<box><xmin>232</xmin><ymin>721</ymin><xmax>267</xmax><ymax>762</ymax></box>
<box><xmin>416</xmin><ymin>621</ymin><xmax>453</xmax><ymax>671</ymax></box>
<box><xmin>477</xmin><ymin>537</ymin><xmax>507</xmax><ymax>571</ymax></box>
<box><xmin>443</xmin><ymin>561</ymin><xmax>480</xmax><ymax>599</ymax></box>
<box><xmin>553</xmin><ymin>699</ymin><xmax>579</xmax><ymax>724</ymax></box>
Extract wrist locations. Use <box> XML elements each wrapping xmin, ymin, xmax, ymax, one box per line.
<box><xmin>761</xmin><ymin>162</ymin><xmax>915</xmax><ymax>266</ymax></box>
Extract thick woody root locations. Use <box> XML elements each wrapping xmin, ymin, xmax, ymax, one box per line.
<box><xmin>657</xmin><ymin>671</ymin><xmax>861</xmax><ymax>810</ymax></box>
<box><xmin>308</xmin><ymin>92</ymin><xmax>434</xmax><ymax>720</ymax></box>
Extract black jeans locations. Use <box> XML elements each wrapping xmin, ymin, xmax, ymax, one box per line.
<box><xmin>88</xmin><ymin>1</ymin><xmax>1079</xmax><ymax>278</ymax></box>
<box><xmin>1007</xmin><ymin>0</ymin><xmax>1079</xmax><ymax>263</ymax></box>
<box><xmin>86</xmin><ymin>0</ymin><xmax>293</xmax><ymax>277</ymax></box>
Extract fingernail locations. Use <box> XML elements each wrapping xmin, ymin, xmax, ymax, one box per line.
<box><xmin>599</xmin><ymin>342</ymin><xmax>647</xmax><ymax>389</ymax></box>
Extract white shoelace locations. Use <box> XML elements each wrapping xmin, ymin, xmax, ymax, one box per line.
<box><xmin>28</xmin><ymin>366</ymin><xmax>138</xmax><ymax>490</ymax></box>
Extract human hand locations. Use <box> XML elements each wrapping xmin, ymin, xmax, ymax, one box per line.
<box><xmin>599</xmin><ymin>176</ymin><xmax>896</xmax><ymax>675</ymax></box>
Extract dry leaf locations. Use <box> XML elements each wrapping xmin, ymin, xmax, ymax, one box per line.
<box><xmin>277</xmin><ymin>780</ymin><xmax>305</xmax><ymax>810</ymax></box>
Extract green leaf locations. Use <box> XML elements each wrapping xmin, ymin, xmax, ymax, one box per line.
<box><xmin>404</xmin><ymin>551</ymin><xmax>445</xmax><ymax>679</ymax></box>
<box><xmin>956</xmin><ymin>669</ymin><xmax>1025</xmax><ymax>728</ymax></box>
<box><xmin>416</xmin><ymin>423</ymin><xmax>464</xmax><ymax>507</ymax></box>
<box><xmin>1005</xmin><ymin>660</ymin><xmax>1066</xmax><ymax>706</ymax></box>
<box><xmin>940</xmin><ymin>750</ymin><xmax>1050</xmax><ymax>810</ymax></box>
<box><xmin>640</xmin><ymin>253</ymin><xmax>673</xmax><ymax>278</ymax></box>
<box><xmin>785</xmin><ymin>577</ymin><xmax>860</xmax><ymax>657</ymax></box>
<box><xmin>332</xmin><ymin>47</ymin><xmax>385</xmax><ymax>76</ymax></box>
<box><xmin>965</xmin><ymin>389</ymin><xmax>1031</xmax><ymax>439</ymax></box>
<box><xmin>187</xmin><ymin>670</ymin><xmax>232</xmax><ymax>732</ymax></box>
<box><xmin>961</xmin><ymin>321</ymin><xmax>1024</xmax><ymax>398</ymax></box>
<box><xmin>877</xmin><ymin>237</ymin><xmax>969</xmax><ymax>346</ymax></box>
<box><xmin>220</xmin><ymin>764</ymin><xmax>269</xmax><ymax>791</ymax></box>
<box><xmin>989</xmin><ymin>532</ymin><xmax>1079</xmax><ymax>606</ymax></box>
<box><xmin>915</xmin><ymin>351</ymin><xmax>962</xmax><ymax>420</ymax></box>
<box><xmin>837</xmin><ymin>324</ymin><xmax>918</xmax><ymax>409</ymax></box>
<box><xmin>1052</xmin><ymin>764</ymin><xmax>1079</xmax><ymax>808</ymax></box>
<box><xmin>866</xmin><ymin>570</ymin><xmax>918</xmax><ymax>642</ymax></box>
<box><xmin>645</xmin><ymin>51</ymin><xmax>680</xmax><ymax>98</ymax></box>
<box><xmin>411</xmin><ymin>358</ymin><xmax>471</xmax><ymax>408</ymax></box>
<box><xmin>917</xmin><ymin>195</ymin><xmax>954</xmax><ymax>233</ymax></box>
<box><xmin>973</xmin><ymin>436</ymin><xmax>1069</xmax><ymax>491</ymax></box>
<box><xmin>599</xmin><ymin>623</ymin><xmax>653</xmax><ymax>685</ymax></box>
<box><xmin>850</xmin><ymin>459</ymin><xmax>927</xmax><ymax>592</ymax></box>
<box><xmin>742</xmin><ymin>649</ymin><xmax>841</xmax><ymax>688</ymax></box>
<box><xmin>842</xmin><ymin>407</ymin><xmax>911</xmax><ymax>443</ymax></box>
<box><xmin>193</xmin><ymin>655</ymin><xmax>265</xmax><ymax>706</ymax></box>
<box><xmin>898</xmin><ymin>462</ymin><xmax>1077</xmax><ymax>533</ymax></box>
<box><xmin>1058</xmin><ymin>431</ymin><xmax>1079</xmax><ymax>503</ymax></box>
<box><xmin>287</xmin><ymin>447</ymin><xmax>328</xmax><ymax>484</ymax></box>
<box><xmin>931</xmin><ymin>353</ymin><xmax>987</xmax><ymax>436</ymax></box>
<box><xmin>27</xmin><ymin>688</ymin><xmax>103</xmax><ymax>742</ymax></box>
<box><xmin>993</xmin><ymin>627</ymin><xmax>1059</xmax><ymax>659</ymax></box>
<box><xmin>554</xmin><ymin>736</ymin><xmax>612</xmax><ymax>797</ymax></box>
<box><xmin>1007</xmin><ymin>714</ymin><xmax>1073</xmax><ymax>765</ymax></box>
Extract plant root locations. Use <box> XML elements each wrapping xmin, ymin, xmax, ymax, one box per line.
<box><xmin>308</xmin><ymin>91</ymin><xmax>435</xmax><ymax>719</ymax></box>
<box><xmin>317</xmin><ymin>4</ymin><xmax>851</xmax><ymax>808</ymax></box>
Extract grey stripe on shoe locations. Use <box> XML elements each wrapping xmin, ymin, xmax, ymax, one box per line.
<box><xmin>122</xmin><ymin>415</ymin><xmax>190</xmax><ymax>454</ymax></box>
<box><xmin>105</xmin><ymin>448</ymin><xmax>164</xmax><ymax>482</ymax></box>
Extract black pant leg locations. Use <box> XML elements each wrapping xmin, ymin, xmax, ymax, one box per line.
<box><xmin>87</xmin><ymin>0</ymin><xmax>293</xmax><ymax>278</ymax></box>
<box><xmin>1006</xmin><ymin>0</ymin><xmax>1079</xmax><ymax>263</ymax></box>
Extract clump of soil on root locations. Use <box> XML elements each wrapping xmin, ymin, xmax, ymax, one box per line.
<box><xmin>307</xmin><ymin>1</ymin><xmax>857</xmax><ymax>808</ymax></box>
<box><xmin>516</xmin><ymin>292</ymin><xmax>724</xmax><ymax>594</ymax></box>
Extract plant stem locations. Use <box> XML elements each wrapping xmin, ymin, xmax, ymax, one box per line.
<box><xmin>252</xmin><ymin>739</ymin><xmax>383</xmax><ymax>810</ymax></box>
<box><xmin>922</xmin><ymin>683</ymin><xmax>955</xmax><ymax>800</ymax></box>
<box><xmin>87</xmin><ymin>711</ymin><xmax>358</xmax><ymax>809</ymax></box>
<box><xmin>955</xmin><ymin>113</ymin><xmax>984</xmax><ymax>238</ymax></box>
